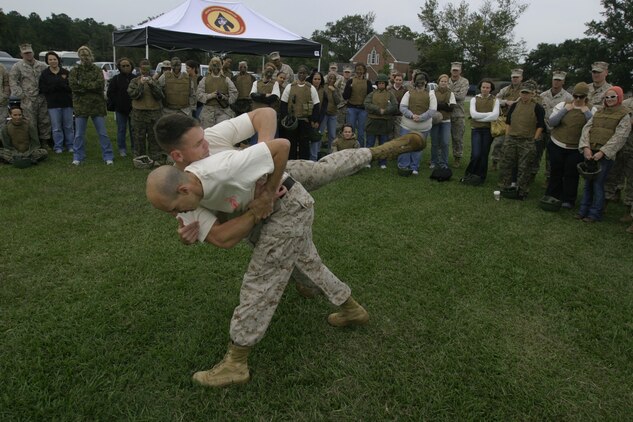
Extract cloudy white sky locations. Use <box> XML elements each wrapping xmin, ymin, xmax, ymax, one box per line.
<box><xmin>2</xmin><ymin>0</ymin><xmax>605</xmax><ymax>51</ymax></box>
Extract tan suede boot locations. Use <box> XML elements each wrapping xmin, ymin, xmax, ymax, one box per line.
<box><xmin>369</xmin><ymin>133</ymin><xmax>426</xmax><ymax>161</ymax></box>
<box><xmin>192</xmin><ymin>343</ymin><xmax>251</xmax><ymax>387</ymax></box>
<box><xmin>327</xmin><ymin>297</ymin><xmax>369</xmax><ymax>327</ymax></box>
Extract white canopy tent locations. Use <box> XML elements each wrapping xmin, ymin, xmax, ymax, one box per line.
<box><xmin>113</xmin><ymin>0</ymin><xmax>322</xmax><ymax>61</ymax></box>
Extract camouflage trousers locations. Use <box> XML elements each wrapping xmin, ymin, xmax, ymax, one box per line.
<box><xmin>450</xmin><ymin>116</ymin><xmax>465</xmax><ymax>158</ymax></box>
<box><xmin>336</xmin><ymin>105</ymin><xmax>347</xmax><ymax>134</ymax></box>
<box><xmin>131</xmin><ymin>109</ymin><xmax>162</xmax><ymax>160</ymax></box>
<box><xmin>0</xmin><ymin>147</ymin><xmax>48</xmax><ymax>163</ymax></box>
<box><xmin>200</xmin><ymin>105</ymin><xmax>234</xmax><ymax>129</ymax></box>
<box><xmin>0</xmin><ymin>106</ymin><xmax>7</xmax><ymax>132</ymax></box>
<box><xmin>605</xmin><ymin>139</ymin><xmax>633</xmax><ymax>206</ymax></box>
<box><xmin>490</xmin><ymin>135</ymin><xmax>505</xmax><ymax>164</ymax></box>
<box><xmin>162</xmin><ymin>107</ymin><xmax>192</xmax><ymax>117</ymax></box>
<box><xmin>232</xmin><ymin>183</ymin><xmax>351</xmax><ymax>346</ymax></box>
<box><xmin>531</xmin><ymin>132</ymin><xmax>551</xmax><ymax>178</ymax></box>
<box><xmin>21</xmin><ymin>95</ymin><xmax>51</xmax><ymax>144</ymax></box>
<box><xmin>499</xmin><ymin>136</ymin><xmax>537</xmax><ymax>196</ymax></box>
<box><xmin>230</xmin><ymin>148</ymin><xmax>372</xmax><ymax>346</ymax></box>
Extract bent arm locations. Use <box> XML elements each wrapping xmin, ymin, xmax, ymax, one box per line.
<box><xmin>205</xmin><ymin>210</ymin><xmax>259</xmax><ymax>249</ymax></box>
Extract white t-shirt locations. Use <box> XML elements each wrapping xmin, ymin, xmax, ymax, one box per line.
<box><xmin>178</xmin><ymin>138</ymin><xmax>274</xmax><ymax>242</ymax></box>
<box><xmin>204</xmin><ymin>112</ymin><xmax>256</xmax><ymax>155</ymax></box>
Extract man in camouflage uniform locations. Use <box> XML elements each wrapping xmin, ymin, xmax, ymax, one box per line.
<box><xmin>148</xmin><ymin>108</ymin><xmax>424</xmax><ymax>388</ymax></box>
<box><xmin>605</xmin><ymin>96</ymin><xmax>633</xmax><ymax>222</ymax></box>
<box><xmin>269</xmin><ymin>51</ymin><xmax>294</xmax><ymax>85</ymax></box>
<box><xmin>536</xmin><ymin>70</ymin><xmax>573</xmax><ymax>183</ymax></box>
<box><xmin>447</xmin><ymin>62</ymin><xmax>469</xmax><ymax>167</ymax></box>
<box><xmin>196</xmin><ymin>56</ymin><xmax>237</xmax><ymax>129</ymax></box>
<box><xmin>69</xmin><ymin>46</ymin><xmax>114</xmax><ymax>165</ymax></box>
<box><xmin>128</xmin><ymin>58</ymin><xmax>164</xmax><ymax>166</ymax></box>
<box><xmin>231</xmin><ymin>61</ymin><xmax>255</xmax><ymax>117</ymax></box>
<box><xmin>499</xmin><ymin>81</ymin><xmax>545</xmax><ymax>199</ymax></box>
<box><xmin>221</xmin><ymin>56</ymin><xmax>233</xmax><ymax>78</ymax></box>
<box><xmin>158</xmin><ymin>56</ymin><xmax>194</xmax><ymax>116</ymax></box>
<box><xmin>588</xmin><ymin>61</ymin><xmax>612</xmax><ymax>109</ymax></box>
<box><xmin>491</xmin><ymin>68</ymin><xmax>524</xmax><ymax>170</ymax></box>
<box><xmin>0</xmin><ymin>63</ymin><xmax>9</xmax><ymax>131</ymax></box>
<box><xmin>9</xmin><ymin>43</ymin><xmax>51</xmax><ymax>149</ymax></box>
<box><xmin>335</xmin><ymin>65</ymin><xmax>352</xmax><ymax>133</ymax></box>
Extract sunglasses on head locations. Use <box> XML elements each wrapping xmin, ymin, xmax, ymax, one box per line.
<box><xmin>605</xmin><ymin>95</ymin><xmax>618</xmax><ymax>99</ymax></box>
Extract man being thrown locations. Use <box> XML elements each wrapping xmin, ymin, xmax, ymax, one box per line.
<box><xmin>146</xmin><ymin>108</ymin><xmax>425</xmax><ymax>388</ymax></box>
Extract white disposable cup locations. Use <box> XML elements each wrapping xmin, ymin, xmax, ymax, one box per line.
<box><xmin>493</xmin><ymin>190</ymin><xmax>501</xmax><ymax>201</ymax></box>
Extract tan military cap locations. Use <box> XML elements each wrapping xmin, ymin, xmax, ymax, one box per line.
<box><xmin>269</xmin><ymin>51</ymin><xmax>281</xmax><ymax>60</ymax></box>
<box><xmin>343</xmin><ymin>66</ymin><xmax>352</xmax><ymax>73</ymax></box>
<box><xmin>591</xmin><ymin>61</ymin><xmax>609</xmax><ymax>72</ymax></box>
<box><xmin>520</xmin><ymin>81</ymin><xmax>537</xmax><ymax>92</ymax></box>
<box><xmin>451</xmin><ymin>62</ymin><xmax>462</xmax><ymax>71</ymax></box>
<box><xmin>511</xmin><ymin>68</ymin><xmax>523</xmax><ymax>77</ymax></box>
<box><xmin>552</xmin><ymin>70</ymin><xmax>567</xmax><ymax>80</ymax></box>
<box><xmin>161</xmin><ymin>60</ymin><xmax>171</xmax><ymax>68</ymax></box>
<box><xmin>573</xmin><ymin>82</ymin><xmax>590</xmax><ymax>96</ymax></box>
<box><xmin>19</xmin><ymin>43</ymin><xmax>33</xmax><ymax>53</ymax></box>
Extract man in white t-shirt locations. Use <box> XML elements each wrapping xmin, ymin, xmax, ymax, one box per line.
<box><xmin>147</xmin><ymin>109</ymin><xmax>424</xmax><ymax>388</ymax></box>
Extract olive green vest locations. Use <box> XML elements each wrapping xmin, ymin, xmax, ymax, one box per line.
<box><xmin>349</xmin><ymin>77</ymin><xmax>367</xmax><ymax>106</ymax></box>
<box><xmin>408</xmin><ymin>90</ymin><xmax>430</xmax><ymax>115</ymax></box>
<box><xmin>471</xmin><ymin>96</ymin><xmax>495</xmax><ymax>129</ymax></box>
<box><xmin>551</xmin><ymin>105</ymin><xmax>586</xmax><ymax>147</ymax></box>
<box><xmin>289</xmin><ymin>82</ymin><xmax>313</xmax><ymax>118</ymax></box>
<box><xmin>589</xmin><ymin>105</ymin><xmax>629</xmax><ymax>147</ymax></box>
<box><xmin>131</xmin><ymin>77</ymin><xmax>161</xmax><ymax>110</ymax></box>
<box><xmin>233</xmin><ymin>74</ymin><xmax>253</xmax><ymax>99</ymax></box>
<box><xmin>204</xmin><ymin>75</ymin><xmax>229</xmax><ymax>106</ymax></box>
<box><xmin>252</xmin><ymin>79</ymin><xmax>276</xmax><ymax>110</ymax></box>
<box><xmin>368</xmin><ymin>90</ymin><xmax>391</xmax><ymax>119</ymax></box>
<box><xmin>434</xmin><ymin>88</ymin><xmax>453</xmax><ymax>120</ymax></box>
<box><xmin>7</xmin><ymin>121</ymin><xmax>30</xmax><ymax>152</ymax></box>
<box><xmin>508</xmin><ymin>101</ymin><xmax>537</xmax><ymax>138</ymax></box>
<box><xmin>325</xmin><ymin>88</ymin><xmax>337</xmax><ymax>115</ymax></box>
<box><xmin>164</xmin><ymin>72</ymin><xmax>190</xmax><ymax>109</ymax></box>
<box><xmin>389</xmin><ymin>86</ymin><xmax>406</xmax><ymax>104</ymax></box>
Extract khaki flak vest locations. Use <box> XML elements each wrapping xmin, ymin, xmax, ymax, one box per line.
<box><xmin>408</xmin><ymin>90</ymin><xmax>430</xmax><ymax>115</ymax></box>
<box><xmin>204</xmin><ymin>75</ymin><xmax>229</xmax><ymax>107</ymax></box>
<box><xmin>325</xmin><ymin>88</ymin><xmax>337</xmax><ymax>115</ymax></box>
<box><xmin>589</xmin><ymin>105</ymin><xmax>629</xmax><ymax>147</ymax></box>
<box><xmin>471</xmin><ymin>96</ymin><xmax>495</xmax><ymax>129</ymax></box>
<box><xmin>233</xmin><ymin>74</ymin><xmax>254</xmax><ymax>100</ymax></box>
<box><xmin>288</xmin><ymin>82</ymin><xmax>313</xmax><ymax>118</ymax></box>
<box><xmin>551</xmin><ymin>105</ymin><xmax>586</xmax><ymax>147</ymax></box>
<box><xmin>434</xmin><ymin>88</ymin><xmax>453</xmax><ymax>120</ymax></box>
<box><xmin>252</xmin><ymin>79</ymin><xmax>277</xmax><ymax>111</ymax></box>
<box><xmin>7</xmin><ymin>122</ymin><xmax>30</xmax><ymax>152</ymax></box>
<box><xmin>132</xmin><ymin>78</ymin><xmax>161</xmax><ymax>110</ymax></box>
<box><xmin>164</xmin><ymin>73</ymin><xmax>190</xmax><ymax>109</ymax></box>
<box><xmin>508</xmin><ymin>101</ymin><xmax>537</xmax><ymax>138</ymax></box>
<box><xmin>349</xmin><ymin>77</ymin><xmax>368</xmax><ymax>106</ymax></box>
<box><xmin>368</xmin><ymin>90</ymin><xmax>391</xmax><ymax>120</ymax></box>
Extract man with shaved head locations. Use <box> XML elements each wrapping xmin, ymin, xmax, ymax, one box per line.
<box><xmin>148</xmin><ymin>108</ymin><xmax>424</xmax><ymax>388</ymax></box>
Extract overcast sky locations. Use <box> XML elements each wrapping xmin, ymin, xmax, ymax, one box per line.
<box><xmin>2</xmin><ymin>0</ymin><xmax>605</xmax><ymax>52</ymax></box>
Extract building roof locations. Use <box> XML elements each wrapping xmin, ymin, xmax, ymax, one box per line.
<box><xmin>350</xmin><ymin>34</ymin><xmax>418</xmax><ymax>63</ymax></box>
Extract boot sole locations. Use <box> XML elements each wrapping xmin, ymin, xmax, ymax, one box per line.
<box><xmin>192</xmin><ymin>371</ymin><xmax>250</xmax><ymax>388</ymax></box>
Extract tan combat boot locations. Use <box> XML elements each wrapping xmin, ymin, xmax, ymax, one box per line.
<box><xmin>369</xmin><ymin>133</ymin><xmax>426</xmax><ymax>161</ymax></box>
<box><xmin>192</xmin><ymin>342</ymin><xmax>251</xmax><ymax>387</ymax></box>
<box><xmin>327</xmin><ymin>297</ymin><xmax>369</xmax><ymax>327</ymax></box>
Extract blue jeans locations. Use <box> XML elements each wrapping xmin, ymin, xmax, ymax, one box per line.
<box><xmin>465</xmin><ymin>127</ymin><xmax>493</xmax><ymax>180</ymax></box>
<box><xmin>578</xmin><ymin>157</ymin><xmax>614</xmax><ymax>221</ymax></box>
<box><xmin>73</xmin><ymin>115</ymin><xmax>114</xmax><ymax>162</ymax></box>
<box><xmin>115</xmin><ymin>111</ymin><xmax>133</xmax><ymax>153</ymax></box>
<box><xmin>346</xmin><ymin>107</ymin><xmax>367</xmax><ymax>147</ymax></box>
<box><xmin>48</xmin><ymin>107</ymin><xmax>74</xmax><ymax>151</ymax></box>
<box><xmin>397</xmin><ymin>127</ymin><xmax>428</xmax><ymax>171</ymax></box>
<box><xmin>320</xmin><ymin>114</ymin><xmax>337</xmax><ymax>153</ymax></box>
<box><xmin>430</xmin><ymin>121</ymin><xmax>451</xmax><ymax>168</ymax></box>
<box><xmin>366</xmin><ymin>133</ymin><xmax>390</xmax><ymax>166</ymax></box>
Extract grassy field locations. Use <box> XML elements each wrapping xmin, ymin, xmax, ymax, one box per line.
<box><xmin>1</xmin><ymin>115</ymin><xmax>632</xmax><ymax>420</ymax></box>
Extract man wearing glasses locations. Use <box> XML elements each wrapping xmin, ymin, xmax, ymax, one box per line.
<box><xmin>588</xmin><ymin>61</ymin><xmax>612</xmax><ymax>109</ymax></box>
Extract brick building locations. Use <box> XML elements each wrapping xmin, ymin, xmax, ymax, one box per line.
<box><xmin>350</xmin><ymin>35</ymin><xmax>418</xmax><ymax>81</ymax></box>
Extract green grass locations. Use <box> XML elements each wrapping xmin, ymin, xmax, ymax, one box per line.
<box><xmin>1</xmin><ymin>114</ymin><xmax>632</xmax><ymax>420</ymax></box>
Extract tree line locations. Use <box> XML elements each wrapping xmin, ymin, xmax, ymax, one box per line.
<box><xmin>1</xmin><ymin>1</ymin><xmax>630</xmax><ymax>90</ymax></box>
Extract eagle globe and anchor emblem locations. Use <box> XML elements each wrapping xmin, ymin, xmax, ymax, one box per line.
<box><xmin>202</xmin><ymin>6</ymin><xmax>246</xmax><ymax>35</ymax></box>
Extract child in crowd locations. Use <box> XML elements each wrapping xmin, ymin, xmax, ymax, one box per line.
<box><xmin>331</xmin><ymin>124</ymin><xmax>360</xmax><ymax>152</ymax></box>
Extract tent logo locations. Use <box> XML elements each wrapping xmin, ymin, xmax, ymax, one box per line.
<box><xmin>202</xmin><ymin>7</ymin><xmax>246</xmax><ymax>35</ymax></box>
